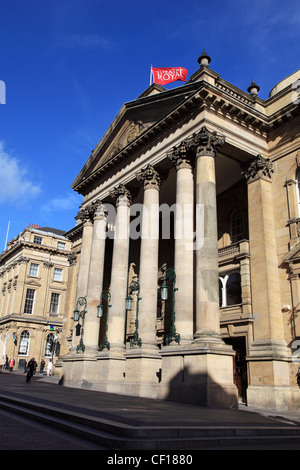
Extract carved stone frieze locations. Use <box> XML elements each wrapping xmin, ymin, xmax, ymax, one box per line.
<box><xmin>126</xmin><ymin>121</ymin><xmax>145</xmax><ymax>144</ymax></box>
<box><xmin>108</xmin><ymin>121</ymin><xmax>148</xmax><ymax>160</ymax></box>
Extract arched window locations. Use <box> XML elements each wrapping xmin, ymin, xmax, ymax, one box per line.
<box><xmin>230</xmin><ymin>209</ymin><xmax>244</xmax><ymax>243</ymax></box>
<box><xmin>219</xmin><ymin>276</ymin><xmax>228</xmax><ymax>307</ymax></box>
<box><xmin>45</xmin><ymin>333</ymin><xmax>56</xmax><ymax>358</ymax></box>
<box><xmin>18</xmin><ymin>330</ymin><xmax>30</xmax><ymax>356</ymax></box>
<box><xmin>227</xmin><ymin>273</ymin><xmax>242</xmax><ymax>305</ymax></box>
<box><xmin>219</xmin><ymin>273</ymin><xmax>242</xmax><ymax>307</ymax></box>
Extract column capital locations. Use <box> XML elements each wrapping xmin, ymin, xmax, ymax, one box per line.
<box><xmin>242</xmin><ymin>154</ymin><xmax>274</xmax><ymax>183</ymax></box>
<box><xmin>136</xmin><ymin>164</ymin><xmax>161</xmax><ymax>190</ymax></box>
<box><xmin>76</xmin><ymin>199</ymin><xmax>103</xmax><ymax>223</ymax></box>
<box><xmin>94</xmin><ymin>202</ymin><xmax>108</xmax><ymax>220</ymax></box>
<box><xmin>167</xmin><ymin>141</ymin><xmax>192</xmax><ymax>170</ymax></box>
<box><xmin>192</xmin><ymin>126</ymin><xmax>225</xmax><ymax>158</ymax></box>
<box><xmin>109</xmin><ymin>184</ymin><xmax>132</xmax><ymax>207</ymax></box>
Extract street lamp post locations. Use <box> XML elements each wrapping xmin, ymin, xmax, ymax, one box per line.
<box><xmin>161</xmin><ymin>267</ymin><xmax>180</xmax><ymax>345</ymax></box>
<box><xmin>97</xmin><ymin>290</ymin><xmax>111</xmax><ymax>351</ymax></box>
<box><xmin>126</xmin><ymin>280</ymin><xmax>142</xmax><ymax>348</ymax></box>
<box><xmin>73</xmin><ymin>296</ymin><xmax>87</xmax><ymax>353</ymax></box>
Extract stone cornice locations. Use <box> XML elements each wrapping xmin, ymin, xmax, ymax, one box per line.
<box><xmin>0</xmin><ymin>314</ymin><xmax>64</xmax><ymax>327</ymax></box>
<box><xmin>0</xmin><ymin>241</ymin><xmax>71</xmax><ymax>267</ymax></box>
<box><xmin>72</xmin><ymin>78</ymin><xmax>299</xmax><ymax>195</ymax></box>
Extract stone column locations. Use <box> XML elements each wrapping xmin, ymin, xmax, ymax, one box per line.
<box><xmin>158</xmin><ymin>142</ymin><xmax>194</xmax><ymax>401</ymax></box>
<box><xmin>71</xmin><ymin>204</ymin><xmax>94</xmax><ymax>352</ymax></box>
<box><xmin>193</xmin><ymin>126</ymin><xmax>225</xmax><ymax>343</ymax></box>
<box><xmin>63</xmin><ymin>201</ymin><xmax>98</xmax><ymax>386</ymax></box>
<box><xmin>75</xmin><ymin>205</ymin><xmax>95</xmax><ymax>299</ymax></box>
<box><xmin>84</xmin><ymin>202</ymin><xmax>107</xmax><ymax>354</ymax></box>
<box><xmin>92</xmin><ymin>185</ymin><xmax>131</xmax><ymax>394</ymax></box>
<box><xmin>123</xmin><ymin>165</ymin><xmax>162</xmax><ymax>399</ymax></box>
<box><xmin>159</xmin><ymin>127</ymin><xmax>238</xmax><ymax>409</ymax></box>
<box><xmin>244</xmin><ymin>154</ymin><xmax>292</xmax><ymax>410</ymax></box>
<box><xmin>168</xmin><ymin>141</ymin><xmax>194</xmax><ymax>344</ymax></box>
<box><xmin>108</xmin><ymin>184</ymin><xmax>131</xmax><ymax>352</ymax></box>
<box><xmin>136</xmin><ymin>164</ymin><xmax>161</xmax><ymax>350</ymax></box>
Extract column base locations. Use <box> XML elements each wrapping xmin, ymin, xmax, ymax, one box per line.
<box><xmin>158</xmin><ymin>341</ymin><xmax>238</xmax><ymax>409</ymax></box>
<box><xmin>246</xmin><ymin>339</ymin><xmax>298</xmax><ymax>410</ymax></box>
<box><xmin>94</xmin><ymin>349</ymin><xmax>126</xmax><ymax>394</ymax></box>
<box><xmin>122</xmin><ymin>347</ymin><xmax>162</xmax><ymax>399</ymax></box>
<box><xmin>61</xmin><ymin>349</ymin><xmax>126</xmax><ymax>393</ymax></box>
<box><xmin>61</xmin><ymin>353</ymin><xmax>98</xmax><ymax>390</ymax></box>
<box><xmin>246</xmin><ymin>385</ymin><xmax>300</xmax><ymax>411</ymax></box>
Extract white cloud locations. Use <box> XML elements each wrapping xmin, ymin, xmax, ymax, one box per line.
<box><xmin>62</xmin><ymin>33</ymin><xmax>111</xmax><ymax>49</ymax></box>
<box><xmin>41</xmin><ymin>192</ymin><xmax>82</xmax><ymax>216</ymax></box>
<box><xmin>46</xmin><ymin>33</ymin><xmax>113</xmax><ymax>54</ymax></box>
<box><xmin>0</xmin><ymin>142</ymin><xmax>41</xmax><ymax>205</ymax></box>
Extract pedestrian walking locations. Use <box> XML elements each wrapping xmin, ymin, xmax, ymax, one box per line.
<box><xmin>39</xmin><ymin>359</ymin><xmax>45</xmax><ymax>375</ymax></box>
<box><xmin>8</xmin><ymin>358</ymin><xmax>15</xmax><ymax>371</ymax></box>
<box><xmin>5</xmin><ymin>355</ymin><xmax>8</xmax><ymax>370</ymax></box>
<box><xmin>26</xmin><ymin>358</ymin><xmax>37</xmax><ymax>383</ymax></box>
<box><xmin>46</xmin><ymin>359</ymin><xmax>53</xmax><ymax>377</ymax></box>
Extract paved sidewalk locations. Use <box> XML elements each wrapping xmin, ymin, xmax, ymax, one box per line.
<box><xmin>1</xmin><ymin>370</ymin><xmax>300</xmax><ymax>428</ymax></box>
<box><xmin>1</xmin><ymin>370</ymin><xmax>300</xmax><ymax>450</ymax></box>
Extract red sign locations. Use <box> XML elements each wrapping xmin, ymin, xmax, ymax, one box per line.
<box><xmin>151</xmin><ymin>67</ymin><xmax>187</xmax><ymax>85</ymax></box>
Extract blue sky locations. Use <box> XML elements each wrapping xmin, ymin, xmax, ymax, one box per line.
<box><xmin>0</xmin><ymin>0</ymin><xmax>300</xmax><ymax>250</ymax></box>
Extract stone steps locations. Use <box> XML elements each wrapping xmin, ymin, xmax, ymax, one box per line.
<box><xmin>1</xmin><ymin>394</ymin><xmax>300</xmax><ymax>449</ymax></box>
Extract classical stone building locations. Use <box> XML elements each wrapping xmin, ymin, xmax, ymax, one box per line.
<box><xmin>0</xmin><ymin>225</ymin><xmax>72</xmax><ymax>371</ymax></box>
<box><xmin>62</xmin><ymin>52</ymin><xmax>300</xmax><ymax>410</ymax></box>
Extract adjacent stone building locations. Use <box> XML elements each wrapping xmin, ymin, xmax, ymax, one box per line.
<box><xmin>61</xmin><ymin>52</ymin><xmax>300</xmax><ymax>411</ymax></box>
<box><xmin>0</xmin><ymin>224</ymin><xmax>71</xmax><ymax>371</ymax></box>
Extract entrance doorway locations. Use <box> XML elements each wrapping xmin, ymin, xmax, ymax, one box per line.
<box><xmin>224</xmin><ymin>336</ymin><xmax>248</xmax><ymax>402</ymax></box>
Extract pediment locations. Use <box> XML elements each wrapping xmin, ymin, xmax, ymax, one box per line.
<box><xmin>94</xmin><ymin>118</ymin><xmax>152</xmax><ymax>171</ymax></box>
<box><xmin>71</xmin><ymin>83</ymin><xmax>196</xmax><ymax>192</ymax></box>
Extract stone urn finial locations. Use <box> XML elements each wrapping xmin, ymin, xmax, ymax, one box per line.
<box><xmin>198</xmin><ymin>50</ymin><xmax>211</xmax><ymax>67</ymax></box>
<box><xmin>247</xmin><ymin>80</ymin><xmax>260</xmax><ymax>96</ymax></box>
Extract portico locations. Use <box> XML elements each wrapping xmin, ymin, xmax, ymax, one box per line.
<box><xmin>61</xmin><ymin>53</ymin><xmax>300</xmax><ymax>411</ymax></box>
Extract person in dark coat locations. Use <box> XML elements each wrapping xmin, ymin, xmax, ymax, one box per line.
<box><xmin>26</xmin><ymin>358</ymin><xmax>37</xmax><ymax>383</ymax></box>
<box><xmin>39</xmin><ymin>359</ymin><xmax>45</xmax><ymax>375</ymax></box>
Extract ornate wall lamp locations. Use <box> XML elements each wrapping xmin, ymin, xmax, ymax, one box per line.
<box><xmin>97</xmin><ymin>290</ymin><xmax>111</xmax><ymax>351</ymax></box>
<box><xmin>161</xmin><ymin>267</ymin><xmax>180</xmax><ymax>345</ymax></box>
<box><xmin>73</xmin><ymin>296</ymin><xmax>87</xmax><ymax>353</ymax></box>
<box><xmin>126</xmin><ymin>279</ymin><xmax>142</xmax><ymax>348</ymax></box>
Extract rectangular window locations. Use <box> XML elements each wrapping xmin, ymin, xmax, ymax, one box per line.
<box><xmin>29</xmin><ymin>263</ymin><xmax>39</xmax><ymax>277</ymax></box>
<box><xmin>50</xmin><ymin>293</ymin><xmax>60</xmax><ymax>314</ymax></box>
<box><xmin>33</xmin><ymin>235</ymin><xmax>42</xmax><ymax>245</ymax></box>
<box><xmin>53</xmin><ymin>268</ymin><xmax>63</xmax><ymax>281</ymax></box>
<box><xmin>57</xmin><ymin>241</ymin><xmax>66</xmax><ymax>250</ymax></box>
<box><xmin>24</xmin><ymin>289</ymin><xmax>35</xmax><ymax>314</ymax></box>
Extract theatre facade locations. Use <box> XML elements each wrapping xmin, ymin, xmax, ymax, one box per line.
<box><xmin>61</xmin><ymin>52</ymin><xmax>300</xmax><ymax>410</ymax></box>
